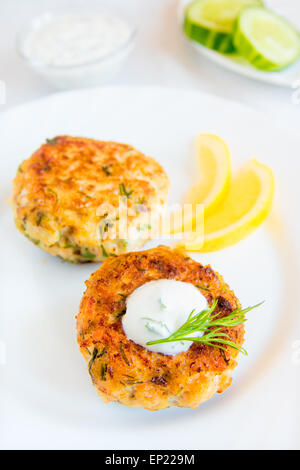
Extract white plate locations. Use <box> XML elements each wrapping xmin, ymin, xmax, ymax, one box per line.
<box><xmin>178</xmin><ymin>0</ymin><xmax>300</xmax><ymax>88</ymax></box>
<box><xmin>1</xmin><ymin>87</ymin><xmax>299</xmax><ymax>450</ymax></box>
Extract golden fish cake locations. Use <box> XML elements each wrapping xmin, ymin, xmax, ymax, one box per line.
<box><xmin>12</xmin><ymin>136</ymin><xmax>169</xmax><ymax>262</ymax></box>
<box><xmin>77</xmin><ymin>246</ymin><xmax>244</xmax><ymax>411</ymax></box>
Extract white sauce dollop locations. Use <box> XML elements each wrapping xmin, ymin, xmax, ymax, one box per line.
<box><xmin>23</xmin><ymin>14</ymin><xmax>132</xmax><ymax>67</ymax></box>
<box><xmin>122</xmin><ymin>280</ymin><xmax>208</xmax><ymax>356</ymax></box>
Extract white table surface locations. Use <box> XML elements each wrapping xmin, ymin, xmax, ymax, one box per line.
<box><xmin>1</xmin><ymin>0</ymin><xmax>300</xmax><ymax>451</ymax></box>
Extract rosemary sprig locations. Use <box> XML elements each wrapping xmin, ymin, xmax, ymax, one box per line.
<box><xmin>146</xmin><ymin>300</ymin><xmax>264</xmax><ymax>355</ymax></box>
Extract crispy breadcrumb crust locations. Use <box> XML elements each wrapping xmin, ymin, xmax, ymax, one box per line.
<box><xmin>12</xmin><ymin>136</ymin><xmax>169</xmax><ymax>262</ymax></box>
<box><xmin>77</xmin><ymin>246</ymin><xmax>244</xmax><ymax>410</ymax></box>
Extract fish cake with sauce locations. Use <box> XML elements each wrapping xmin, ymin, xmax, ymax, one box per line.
<box><xmin>77</xmin><ymin>246</ymin><xmax>244</xmax><ymax>411</ymax></box>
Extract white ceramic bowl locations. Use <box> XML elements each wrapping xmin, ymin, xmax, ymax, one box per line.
<box><xmin>17</xmin><ymin>13</ymin><xmax>137</xmax><ymax>90</ymax></box>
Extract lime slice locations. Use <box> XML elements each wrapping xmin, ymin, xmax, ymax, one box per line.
<box><xmin>234</xmin><ymin>7</ymin><xmax>300</xmax><ymax>70</ymax></box>
<box><xmin>184</xmin><ymin>0</ymin><xmax>263</xmax><ymax>53</ymax></box>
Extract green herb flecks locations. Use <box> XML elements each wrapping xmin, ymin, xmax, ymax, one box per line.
<box><xmin>17</xmin><ymin>162</ymin><xmax>24</xmax><ymax>173</ymax></box>
<box><xmin>47</xmin><ymin>188</ymin><xmax>58</xmax><ymax>202</ymax></box>
<box><xmin>119</xmin><ymin>343</ymin><xmax>131</xmax><ymax>366</ymax></box>
<box><xmin>100</xmin><ymin>363</ymin><xmax>107</xmax><ymax>381</ymax></box>
<box><xmin>99</xmin><ymin>216</ymin><xmax>114</xmax><ymax>240</ymax></box>
<box><xmin>137</xmin><ymin>224</ymin><xmax>151</xmax><ymax>231</ymax></box>
<box><xmin>88</xmin><ymin>348</ymin><xmax>98</xmax><ymax>378</ymax></box>
<box><xmin>102</xmin><ymin>165</ymin><xmax>112</xmax><ymax>176</ymax></box>
<box><xmin>64</xmin><ymin>243</ymin><xmax>77</xmax><ymax>250</ymax></box>
<box><xmin>100</xmin><ymin>244</ymin><xmax>117</xmax><ymax>258</ymax></box>
<box><xmin>25</xmin><ymin>233</ymin><xmax>40</xmax><ymax>246</ymax></box>
<box><xmin>79</xmin><ymin>190</ymin><xmax>92</xmax><ymax>199</ymax></box>
<box><xmin>89</xmin><ymin>347</ymin><xmax>107</xmax><ymax>381</ymax></box>
<box><xmin>119</xmin><ymin>183</ymin><xmax>133</xmax><ymax>199</ymax></box>
<box><xmin>120</xmin><ymin>375</ymin><xmax>143</xmax><ymax>386</ymax></box>
<box><xmin>116</xmin><ymin>309</ymin><xmax>126</xmax><ymax>319</ymax></box>
<box><xmin>81</xmin><ymin>247</ymin><xmax>96</xmax><ymax>260</ymax></box>
<box><xmin>136</xmin><ymin>196</ymin><xmax>146</xmax><ymax>204</ymax></box>
<box><xmin>36</xmin><ymin>212</ymin><xmax>44</xmax><ymax>226</ymax></box>
<box><xmin>143</xmin><ymin>318</ymin><xmax>170</xmax><ymax>337</ymax></box>
<box><xmin>159</xmin><ymin>298</ymin><xmax>166</xmax><ymax>309</ymax></box>
<box><xmin>101</xmin><ymin>244</ymin><xmax>109</xmax><ymax>258</ymax></box>
<box><xmin>97</xmin><ymin>347</ymin><xmax>106</xmax><ymax>358</ymax></box>
<box><xmin>146</xmin><ymin>300</ymin><xmax>264</xmax><ymax>355</ymax></box>
<box><xmin>196</xmin><ymin>285</ymin><xmax>210</xmax><ymax>292</ymax></box>
<box><xmin>46</xmin><ymin>138</ymin><xmax>57</xmax><ymax>146</ymax></box>
<box><xmin>59</xmin><ymin>256</ymin><xmax>80</xmax><ymax>264</ymax></box>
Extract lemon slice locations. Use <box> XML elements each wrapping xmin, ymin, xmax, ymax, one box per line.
<box><xmin>185</xmin><ymin>133</ymin><xmax>231</xmax><ymax>214</ymax></box>
<box><xmin>178</xmin><ymin>158</ymin><xmax>274</xmax><ymax>252</ymax></box>
<box><xmin>169</xmin><ymin>134</ymin><xmax>231</xmax><ymax>234</ymax></box>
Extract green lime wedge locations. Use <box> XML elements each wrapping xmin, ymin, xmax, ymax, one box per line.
<box><xmin>234</xmin><ymin>6</ymin><xmax>300</xmax><ymax>70</ymax></box>
<box><xmin>184</xmin><ymin>0</ymin><xmax>264</xmax><ymax>53</ymax></box>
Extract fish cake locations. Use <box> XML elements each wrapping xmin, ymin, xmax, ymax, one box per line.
<box><xmin>12</xmin><ymin>136</ymin><xmax>169</xmax><ymax>262</ymax></box>
<box><xmin>77</xmin><ymin>246</ymin><xmax>244</xmax><ymax>411</ymax></box>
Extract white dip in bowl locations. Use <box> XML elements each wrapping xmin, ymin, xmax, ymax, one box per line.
<box><xmin>17</xmin><ymin>13</ymin><xmax>137</xmax><ymax>89</ymax></box>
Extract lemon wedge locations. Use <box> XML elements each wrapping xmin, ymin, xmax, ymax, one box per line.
<box><xmin>179</xmin><ymin>158</ymin><xmax>274</xmax><ymax>252</ymax></box>
<box><xmin>184</xmin><ymin>133</ymin><xmax>231</xmax><ymax>214</ymax></box>
<box><xmin>170</xmin><ymin>133</ymin><xmax>231</xmax><ymax>234</ymax></box>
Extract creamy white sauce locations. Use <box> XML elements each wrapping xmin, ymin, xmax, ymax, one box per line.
<box><xmin>23</xmin><ymin>14</ymin><xmax>132</xmax><ymax>67</ymax></box>
<box><xmin>122</xmin><ymin>280</ymin><xmax>208</xmax><ymax>356</ymax></box>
